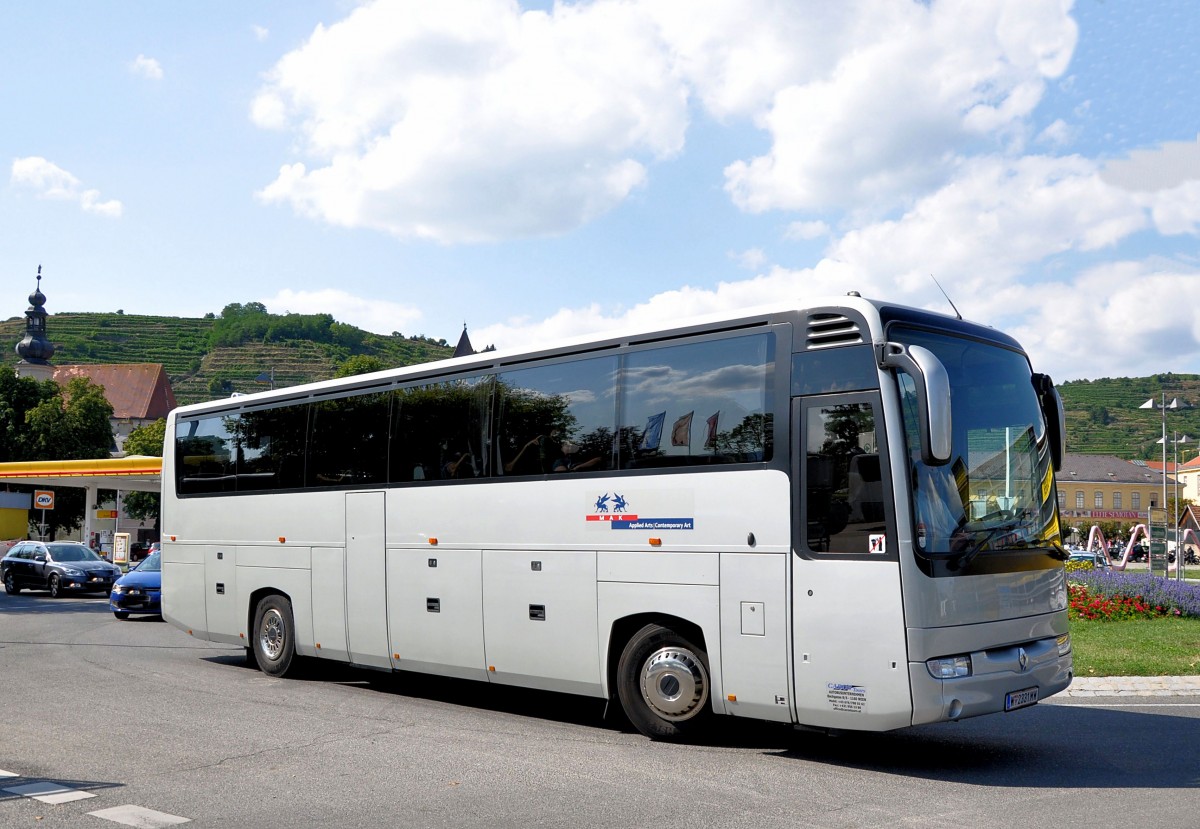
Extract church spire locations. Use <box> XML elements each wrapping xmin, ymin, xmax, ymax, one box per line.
<box><xmin>15</xmin><ymin>265</ymin><xmax>56</xmax><ymax>380</ymax></box>
<box><xmin>452</xmin><ymin>322</ymin><xmax>475</xmax><ymax>358</ymax></box>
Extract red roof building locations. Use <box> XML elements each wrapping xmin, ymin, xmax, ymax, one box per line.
<box><xmin>51</xmin><ymin>363</ymin><xmax>176</xmax><ymax>455</ymax></box>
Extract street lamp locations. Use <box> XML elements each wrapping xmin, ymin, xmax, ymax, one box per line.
<box><xmin>1142</xmin><ymin>393</ymin><xmax>1192</xmax><ymax>580</ymax></box>
<box><xmin>1140</xmin><ymin>395</ymin><xmax>1180</xmax><ymax>521</ymax></box>
<box><xmin>1157</xmin><ymin>431</ymin><xmax>1190</xmax><ymax>580</ymax></box>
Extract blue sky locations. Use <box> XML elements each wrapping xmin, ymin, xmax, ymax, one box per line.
<box><xmin>2</xmin><ymin>0</ymin><xmax>1198</xmax><ymax>382</ymax></box>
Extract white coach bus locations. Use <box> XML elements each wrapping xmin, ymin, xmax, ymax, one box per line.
<box><xmin>161</xmin><ymin>293</ymin><xmax>1073</xmax><ymax>739</ymax></box>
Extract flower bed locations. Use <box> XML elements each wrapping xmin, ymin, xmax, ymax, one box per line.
<box><xmin>1067</xmin><ymin>571</ymin><xmax>1200</xmax><ymax>621</ymax></box>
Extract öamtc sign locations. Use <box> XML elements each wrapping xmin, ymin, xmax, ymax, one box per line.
<box><xmin>33</xmin><ymin>490</ymin><xmax>55</xmax><ymax>509</ymax></box>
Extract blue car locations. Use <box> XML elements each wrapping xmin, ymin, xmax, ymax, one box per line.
<box><xmin>109</xmin><ymin>550</ymin><xmax>162</xmax><ymax>619</ymax></box>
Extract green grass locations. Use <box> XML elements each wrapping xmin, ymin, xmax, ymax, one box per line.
<box><xmin>1069</xmin><ymin>616</ymin><xmax>1200</xmax><ymax>677</ymax></box>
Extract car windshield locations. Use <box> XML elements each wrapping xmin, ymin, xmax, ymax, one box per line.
<box><xmin>46</xmin><ymin>544</ymin><xmax>103</xmax><ymax>562</ymax></box>
<box><xmin>895</xmin><ymin>327</ymin><xmax>1061</xmax><ymax>567</ymax></box>
<box><xmin>138</xmin><ymin>551</ymin><xmax>162</xmax><ymax>572</ymax></box>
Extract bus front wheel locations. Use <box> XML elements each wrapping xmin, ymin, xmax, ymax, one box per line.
<box><xmin>252</xmin><ymin>594</ymin><xmax>296</xmax><ymax>677</ymax></box>
<box><xmin>616</xmin><ymin>623</ymin><xmax>711</xmax><ymax>740</ymax></box>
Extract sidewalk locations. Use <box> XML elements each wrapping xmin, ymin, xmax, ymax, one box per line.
<box><xmin>1059</xmin><ymin>675</ymin><xmax>1200</xmax><ymax>697</ymax></box>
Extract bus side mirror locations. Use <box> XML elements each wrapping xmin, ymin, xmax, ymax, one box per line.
<box><xmin>1032</xmin><ymin>373</ymin><xmax>1065</xmax><ymax>472</ymax></box>
<box><xmin>880</xmin><ymin>342</ymin><xmax>952</xmax><ymax>465</ymax></box>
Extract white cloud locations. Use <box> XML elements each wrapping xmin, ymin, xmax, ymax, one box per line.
<box><xmin>252</xmin><ymin>24</ymin><xmax>269</xmax><ymax>42</ymax></box>
<box><xmin>252</xmin><ymin>0</ymin><xmax>1083</xmax><ymax>242</ymax></box>
<box><xmin>722</xmin><ymin>0</ymin><xmax>1078</xmax><ymax>213</ymax></box>
<box><xmin>130</xmin><ymin>54</ymin><xmax>163</xmax><ymax>80</ymax></box>
<box><xmin>784</xmin><ymin>220</ymin><xmax>830</xmax><ymax>241</ymax></box>
<box><xmin>10</xmin><ymin>156</ymin><xmax>123</xmax><ymax>218</ymax></box>
<box><xmin>253</xmin><ymin>0</ymin><xmax>687</xmax><ymax>243</ymax></box>
<box><xmin>261</xmin><ymin>288</ymin><xmax>423</xmax><ymax>335</ymax></box>
<box><xmin>731</xmin><ymin>248</ymin><xmax>766</xmax><ymax>270</ymax></box>
<box><xmin>1036</xmin><ymin>118</ymin><xmax>1072</xmax><ymax>147</ymax></box>
<box><xmin>1007</xmin><ymin>261</ymin><xmax>1200</xmax><ymax>381</ymax></box>
<box><xmin>477</xmin><ymin>151</ymin><xmax>1200</xmax><ymax>383</ymax></box>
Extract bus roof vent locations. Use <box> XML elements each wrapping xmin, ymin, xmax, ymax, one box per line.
<box><xmin>806</xmin><ymin>313</ymin><xmax>863</xmax><ymax>349</ymax></box>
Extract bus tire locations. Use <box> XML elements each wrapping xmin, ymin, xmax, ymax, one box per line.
<box><xmin>252</xmin><ymin>594</ymin><xmax>296</xmax><ymax>677</ymax></box>
<box><xmin>616</xmin><ymin>623</ymin><xmax>711</xmax><ymax>740</ymax></box>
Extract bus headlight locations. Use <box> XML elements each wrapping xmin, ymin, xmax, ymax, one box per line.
<box><xmin>1056</xmin><ymin>633</ymin><xmax>1071</xmax><ymax>656</ymax></box>
<box><xmin>927</xmin><ymin>655</ymin><xmax>972</xmax><ymax>679</ymax></box>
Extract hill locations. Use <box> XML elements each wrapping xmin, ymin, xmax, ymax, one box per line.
<box><xmin>2</xmin><ymin>310</ymin><xmax>453</xmax><ymax>406</ymax></box>
<box><xmin>1057</xmin><ymin>374</ymin><xmax>1200</xmax><ymax>460</ymax></box>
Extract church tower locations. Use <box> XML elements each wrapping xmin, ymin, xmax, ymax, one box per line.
<box><xmin>15</xmin><ymin>266</ymin><xmax>56</xmax><ymax>381</ymax></box>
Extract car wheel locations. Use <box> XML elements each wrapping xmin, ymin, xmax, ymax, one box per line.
<box><xmin>113</xmin><ymin>610</ymin><xmax>130</xmax><ymax>620</ymax></box>
<box><xmin>3</xmin><ymin>571</ymin><xmax>18</xmax><ymax>595</ymax></box>
<box><xmin>48</xmin><ymin>574</ymin><xmax>62</xmax><ymax>598</ymax></box>
<box><xmin>252</xmin><ymin>594</ymin><xmax>297</xmax><ymax>677</ymax></box>
<box><xmin>616</xmin><ymin>623</ymin><xmax>711</xmax><ymax>741</ymax></box>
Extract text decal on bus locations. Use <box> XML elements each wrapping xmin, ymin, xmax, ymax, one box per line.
<box><xmin>585</xmin><ymin>491</ymin><xmax>695</xmax><ymax>530</ymax></box>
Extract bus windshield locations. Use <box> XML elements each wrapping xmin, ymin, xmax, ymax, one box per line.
<box><xmin>895</xmin><ymin>328</ymin><xmax>1061</xmax><ymax>568</ymax></box>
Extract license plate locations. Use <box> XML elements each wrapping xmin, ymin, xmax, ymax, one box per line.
<box><xmin>1005</xmin><ymin>686</ymin><xmax>1039</xmax><ymax>711</ymax></box>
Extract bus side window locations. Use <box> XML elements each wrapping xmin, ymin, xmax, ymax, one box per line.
<box><xmin>389</xmin><ymin>376</ymin><xmax>493</xmax><ymax>483</ymax></box>
<box><xmin>804</xmin><ymin>402</ymin><xmax>887</xmax><ymax>555</ymax></box>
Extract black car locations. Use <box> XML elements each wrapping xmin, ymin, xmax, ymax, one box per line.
<box><xmin>2</xmin><ymin>541</ymin><xmax>123</xmax><ymax>597</ymax></box>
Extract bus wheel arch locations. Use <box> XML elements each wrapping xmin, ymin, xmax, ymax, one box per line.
<box><xmin>611</xmin><ymin>615</ymin><xmax>712</xmax><ymax>741</ymax></box>
<box><xmin>250</xmin><ymin>590</ymin><xmax>296</xmax><ymax>678</ymax></box>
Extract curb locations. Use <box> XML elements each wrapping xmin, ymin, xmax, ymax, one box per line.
<box><xmin>1058</xmin><ymin>676</ymin><xmax>1200</xmax><ymax>697</ymax></box>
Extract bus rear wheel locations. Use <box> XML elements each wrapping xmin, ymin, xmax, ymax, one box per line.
<box><xmin>616</xmin><ymin>623</ymin><xmax>711</xmax><ymax>740</ymax></box>
<box><xmin>252</xmin><ymin>594</ymin><xmax>296</xmax><ymax>677</ymax></box>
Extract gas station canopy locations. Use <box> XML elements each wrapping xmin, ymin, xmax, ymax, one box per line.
<box><xmin>0</xmin><ymin>456</ymin><xmax>161</xmax><ymax>493</ymax></box>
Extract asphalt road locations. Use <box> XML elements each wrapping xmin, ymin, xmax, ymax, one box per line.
<box><xmin>3</xmin><ymin>590</ymin><xmax>1199</xmax><ymax>828</ymax></box>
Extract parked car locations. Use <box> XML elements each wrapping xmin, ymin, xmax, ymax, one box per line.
<box><xmin>2</xmin><ymin>540</ymin><xmax>123</xmax><ymax>597</ymax></box>
<box><xmin>109</xmin><ymin>549</ymin><xmax>162</xmax><ymax>619</ymax></box>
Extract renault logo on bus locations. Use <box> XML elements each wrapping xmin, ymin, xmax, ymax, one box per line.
<box><xmin>1018</xmin><ymin>648</ymin><xmax>1029</xmax><ymax>673</ymax></box>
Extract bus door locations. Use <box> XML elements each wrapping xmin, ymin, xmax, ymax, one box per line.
<box><xmin>345</xmin><ymin>491</ymin><xmax>391</xmax><ymax>668</ymax></box>
<box><xmin>791</xmin><ymin>392</ymin><xmax>912</xmax><ymax>730</ymax></box>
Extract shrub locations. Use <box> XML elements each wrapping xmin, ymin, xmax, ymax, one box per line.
<box><xmin>1067</xmin><ymin>570</ymin><xmax>1200</xmax><ymax>620</ymax></box>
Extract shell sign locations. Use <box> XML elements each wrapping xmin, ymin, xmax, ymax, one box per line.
<box><xmin>33</xmin><ymin>490</ymin><xmax>55</xmax><ymax>509</ymax></box>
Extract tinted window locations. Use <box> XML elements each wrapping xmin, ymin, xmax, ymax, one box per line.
<box><xmin>177</xmin><ymin>416</ymin><xmax>238</xmax><ymax>494</ymax></box>
<box><xmin>497</xmin><ymin>357</ymin><xmax>618</xmax><ymax>475</ymax></box>
<box><xmin>619</xmin><ymin>334</ymin><xmax>772</xmax><ymax>469</ymax></box>
<box><xmin>239</xmin><ymin>405</ymin><xmax>310</xmax><ymax>492</ymax></box>
<box><xmin>388</xmin><ymin>376</ymin><xmax>493</xmax><ymax>482</ymax></box>
<box><xmin>308</xmin><ymin>392</ymin><xmax>390</xmax><ymax>487</ymax></box>
<box><xmin>804</xmin><ymin>402</ymin><xmax>886</xmax><ymax>554</ymax></box>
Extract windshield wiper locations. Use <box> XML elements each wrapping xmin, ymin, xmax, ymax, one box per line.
<box><xmin>947</xmin><ymin>514</ymin><xmax>1032</xmax><ymax>572</ymax></box>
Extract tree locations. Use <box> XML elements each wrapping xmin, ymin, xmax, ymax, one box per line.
<box><xmin>121</xmin><ymin>419</ymin><xmax>166</xmax><ymax>530</ymax></box>
<box><xmin>0</xmin><ymin>375</ymin><xmax>114</xmax><ymax>538</ymax></box>
<box><xmin>335</xmin><ymin>355</ymin><xmax>387</xmax><ymax>378</ymax></box>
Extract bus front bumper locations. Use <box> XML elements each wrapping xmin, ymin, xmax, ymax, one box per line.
<box><xmin>910</xmin><ymin>634</ymin><xmax>1073</xmax><ymax>725</ymax></box>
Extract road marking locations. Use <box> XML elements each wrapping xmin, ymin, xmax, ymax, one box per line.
<box><xmin>89</xmin><ymin>805</ymin><xmax>191</xmax><ymax>827</ymax></box>
<box><xmin>2</xmin><ymin>770</ymin><xmax>190</xmax><ymax>825</ymax></box>
<box><xmin>2</xmin><ymin>781</ymin><xmax>97</xmax><ymax>804</ymax></box>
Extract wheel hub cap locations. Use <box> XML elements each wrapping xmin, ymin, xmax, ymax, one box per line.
<box><xmin>640</xmin><ymin>646</ymin><xmax>708</xmax><ymax>721</ymax></box>
<box><xmin>260</xmin><ymin>609</ymin><xmax>285</xmax><ymax>660</ymax></box>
